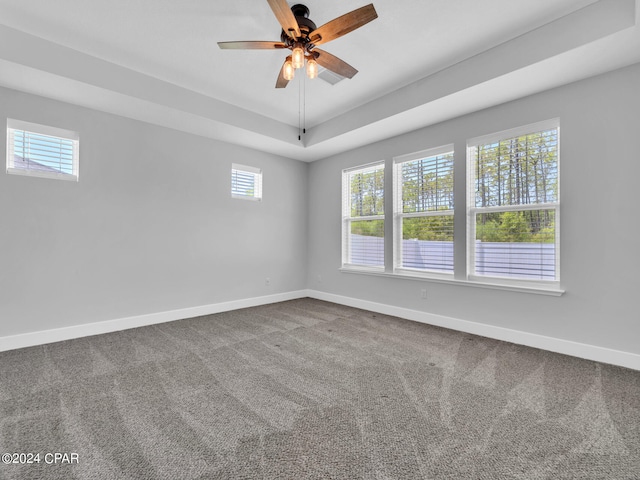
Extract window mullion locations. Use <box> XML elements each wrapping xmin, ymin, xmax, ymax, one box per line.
<box><xmin>470</xmin><ymin>202</ymin><xmax>558</xmax><ymax>214</ymax></box>
<box><xmin>400</xmin><ymin>210</ymin><xmax>454</xmax><ymax>219</ymax></box>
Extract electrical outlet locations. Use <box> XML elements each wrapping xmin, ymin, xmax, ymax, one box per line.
<box><xmin>420</xmin><ymin>288</ymin><xmax>427</xmax><ymax>299</ymax></box>
<box><xmin>317</xmin><ymin>274</ymin><xmax>322</xmax><ymax>284</ymax></box>
<box><xmin>265</xmin><ymin>277</ymin><xmax>271</xmax><ymax>286</ymax></box>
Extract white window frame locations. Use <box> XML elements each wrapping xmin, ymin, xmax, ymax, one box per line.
<box><xmin>393</xmin><ymin>145</ymin><xmax>455</xmax><ymax>278</ymax></box>
<box><xmin>6</xmin><ymin>118</ymin><xmax>79</xmax><ymax>181</ymax></box>
<box><xmin>466</xmin><ymin>119</ymin><xmax>560</xmax><ymax>290</ymax></box>
<box><xmin>231</xmin><ymin>163</ymin><xmax>262</xmax><ymax>201</ymax></box>
<box><xmin>341</xmin><ymin>161</ymin><xmax>385</xmax><ymax>271</ymax></box>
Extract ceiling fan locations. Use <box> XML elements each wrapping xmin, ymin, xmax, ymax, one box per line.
<box><xmin>218</xmin><ymin>1</ymin><xmax>378</xmax><ymax>88</ymax></box>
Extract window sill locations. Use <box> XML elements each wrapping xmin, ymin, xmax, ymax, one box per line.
<box><xmin>6</xmin><ymin>167</ymin><xmax>78</xmax><ymax>182</ymax></box>
<box><xmin>231</xmin><ymin>194</ymin><xmax>261</xmax><ymax>201</ymax></box>
<box><xmin>339</xmin><ymin>267</ymin><xmax>565</xmax><ymax>296</ymax></box>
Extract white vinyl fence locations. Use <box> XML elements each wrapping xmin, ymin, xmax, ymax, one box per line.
<box><xmin>349</xmin><ymin>235</ymin><xmax>555</xmax><ymax>280</ymax></box>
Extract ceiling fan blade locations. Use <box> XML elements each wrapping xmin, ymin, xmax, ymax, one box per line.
<box><xmin>309</xmin><ymin>4</ymin><xmax>377</xmax><ymax>46</ymax></box>
<box><xmin>312</xmin><ymin>49</ymin><xmax>358</xmax><ymax>79</ymax></box>
<box><xmin>266</xmin><ymin>0</ymin><xmax>301</xmax><ymax>40</ymax></box>
<box><xmin>218</xmin><ymin>41</ymin><xmax>286</xmax><ymax>50</ymax></box>
<box><xmin>276</xmin><ymin>56</ymin><xmax>292</xmax><ymax>88</ymax></box>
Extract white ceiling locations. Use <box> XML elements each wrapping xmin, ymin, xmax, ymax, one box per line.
<box><xmin>0</xmin><ymin>0</ymin><xmax>638</xmax><ymax>161</ymax></box>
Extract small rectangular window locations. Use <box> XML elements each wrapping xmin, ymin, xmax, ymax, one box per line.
<box><xmin>342</xmin><ymin>162</ymin><xmax>385</xmax><ymax>269</ymax></box>
<box><xmin>468</xmin><ymin>119</ymin><xmax>559</xmax><ymax>284</ymax></box>
<box><xmin>6</xmin><ymin>119</ymin><xmax>79</xmax><ymax>181</ymax></box>
<box><xmin>394</xmin><ymin>146</ymin><xmax>454</xmax><ymax>275</ymax></box>
<box><xmin>231</xmin><ymin>163</ymin><xmax>262</xmax><ymax>200</ymax></box>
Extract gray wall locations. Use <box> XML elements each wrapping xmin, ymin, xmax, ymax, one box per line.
<box><xmin>0</xmin><ymin>87</ymin><xmax>308</xmax><ymax>336</ymax></box>
<box><xmin>2</xmin><ymin>63</ymin><xmax>639</xmax><ymax>357</ymax></box>
<box><xmin>307</xmin><ymin>63</ymin><xmax>640</xmax><ymax>355</ymax></box>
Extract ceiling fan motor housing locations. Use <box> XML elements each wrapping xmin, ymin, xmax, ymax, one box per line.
<box><xmin>291</xmin><ymin>4</ymin><xmax>310</xmax><ymax>17</ymax></box>
<box><xmin>280</xmin><ymin>4</ymin><xmax>317</xmax><ymax>47</ymax></box>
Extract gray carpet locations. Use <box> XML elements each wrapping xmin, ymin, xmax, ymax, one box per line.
<box><xmin>1</xmin><ymin>298</ymin><xmax>639</xmax><ymax>479</ymax></box>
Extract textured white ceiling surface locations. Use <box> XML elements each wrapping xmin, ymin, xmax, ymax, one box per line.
<box><xmin>0</xmin><ymin>0</ymin><xmax>638</xmax><ymax>160</ymax></box>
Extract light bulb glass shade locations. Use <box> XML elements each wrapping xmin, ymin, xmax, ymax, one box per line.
<box><xmin>283</xmin><ymin>60</ymin><xmax>295</xmax><ymax>81</ymax></box>
<box><xmin>292</xmin><ymin>45</ymin><xmax>304</xmax><ymax>69</ymax></box>
<box><xmin>306</xmin><ymin>58</ymin><xmax>318</xmax><ymax>79</ymax></box>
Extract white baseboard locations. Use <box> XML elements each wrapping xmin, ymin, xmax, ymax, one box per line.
<box><xmin>3</xmin><ymin>289</ymin><xmax>638</xmax><ymax>371</ymax></box>
<box><xmin>0</xmin><ymin>290</ymin><xmax>309</xmax><ymax>353</ymax></box>
<box><xmin>306</xmin><ymin>290</ymin><xmax>640</xmax><ymax>371</ymax></box>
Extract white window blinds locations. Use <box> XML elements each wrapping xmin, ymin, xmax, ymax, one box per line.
<box><xmin>394</xmin><ymin>147</ymin><xmax>454</xmax><ymax>274</ymax></box>
<box><xmin>468</xmin><ymin>120</ymin><xmax>559</xmax><ymax>282</ymax></box>
<box><xmin>231</xmin><ymin>164</ymin><xmax>262</xmax><ymax>200</ymax></box>
<box><xmin>342</xmin><ymin>162</ymin><xmax>384</xmax><ymax>269</ymax></box>
<box><xmin>6</xmin><ymin>119</ymin><xmax>79</xmax><ymax>181</ymax></box>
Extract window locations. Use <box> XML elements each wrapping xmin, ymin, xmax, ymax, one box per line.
<box><xmin>394</xmin><ymin>147</ymin><xmax>454</xmax><ymax>275</ymax></box>
<box><xmin>6</xmin><ymin>119</ymin><xmax>79</xmax><ymax>181</ymax></box>
<box><xmin>339</xmin><ymin>119</ymin><xmax>562</xmax><ymax>294</ymax></box>
<box><xmin>342</xmin><ymin>162</ymin><xmax>384</xmax><ymax>269</ymax></box>
<box><xmin>467</xmin><ymin>120</ymin><xmax>559</xmax><ymax>285</ymax></box>
<box><xmin>231</xmin><ymin>163</ymin><xmax>262</xmax><ymax>200</ymax></box>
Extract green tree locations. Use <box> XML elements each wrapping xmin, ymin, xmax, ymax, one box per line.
<box><xmin>476</xmin><ymin>217</ymin><xmax>501</xmax><ymax>242</ymax></box>
<box><xmin>474</xmin><ymin>129</ymin><xmax>558</xmax><ymax>244</ymax></box>
<box><xmin>499</xmin><ymin>211</ymin><xmax>530</xmax><ymax>242</ymax></box>
<box><xmin>351</xmin><ymin>219</ymin><xmax>384</xmax><ymax>237</ymax></box>
<box><xmin>403</xmin><ymin>216</ymin><xmax>453</xmax><ymax>241</ymax></box>
<box><xmin>351</xmin><ymin>169</ymin><xmax>384</xmax><ymax>217</ymax></box>
<box><xmin>476</xmin><ymin>211</ymin><xmax>555</xmax><ymax>243</ymax></box>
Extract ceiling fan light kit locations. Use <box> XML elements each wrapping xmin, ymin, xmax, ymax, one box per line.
<box><xmin>283</xmin><ymin>57</ymin><xmax>295</xmax><ymax>81</ymax></box>
<box><xmin>306</xmin><ymin>57</ymin><xmax>318</xmax><ymax>79</ymax></box>
<box><xmin>291</xmin><ymin>43</ymin><xmax>305</xmax><ymax>69</ymax></box>
<box><xmin>218</xmin><ymin>1</ymin><xmax>378</xmax><ymax>88</ymax></box>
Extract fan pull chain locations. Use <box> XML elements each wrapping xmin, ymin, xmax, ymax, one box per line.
<box><xmin>298</xmin><ymin>73</ymin><xmax>302</xmax><ymax>141</ymax></box>
<box><xmin>297</xmin><ymin>73</ymin><xmax>306</xmax><ymax>142</ymax></box>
